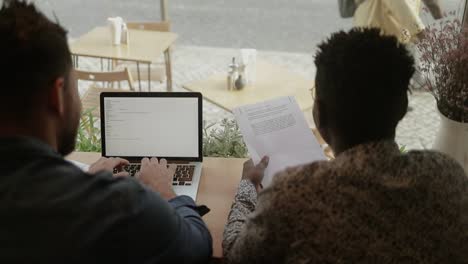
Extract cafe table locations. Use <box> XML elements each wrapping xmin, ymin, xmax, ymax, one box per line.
<box><xmin>67</xmin><ymin>152</ymin><xmax>246</xmax><ymax>259</ymax></box>
<box><xmin>70</xmin><ymin>26</ymin><xmax>178</xmax><ymax>91</ymax></box>
<box><xmin>183</xmin><ymin>60</ymin><xmax>314</xmax><ymax>113</ymax></box>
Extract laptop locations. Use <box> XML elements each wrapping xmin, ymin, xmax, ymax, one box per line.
<box><xmin>100</xmin><ymin>92</ymin><xmax>203</xmax><ymax>200</ymax></box>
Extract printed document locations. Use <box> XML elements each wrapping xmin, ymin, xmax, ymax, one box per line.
<box><xmin>234</xmin><ymin>96</ymin><xmax>326</xmax><ymax>187</ymax></box>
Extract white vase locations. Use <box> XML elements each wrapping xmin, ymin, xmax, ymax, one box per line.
<box><xmin>433</xmin><ymin>108</ymin><xmax>468</xmax><ymax>174</ymax></box>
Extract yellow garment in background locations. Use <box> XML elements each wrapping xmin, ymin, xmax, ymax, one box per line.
<box><xmin>354</xmin><ymin>0</ymin><xmax>425</xmax><ymax>42</ymax></box>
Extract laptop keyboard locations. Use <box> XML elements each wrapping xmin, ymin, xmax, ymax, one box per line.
<box><xmin>113</xmin><ymin>164</ymin><xmax>195</xmax><ymax>186</ymax></box>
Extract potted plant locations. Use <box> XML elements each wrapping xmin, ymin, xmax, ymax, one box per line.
<box><xmin>417</xmin><ymin>14</ymin><xmax>468</xmax><ymax>173</ymax></box>
<box><xmin>203</xmin><ymin>119</ymin><xmax>248</xmax><ymax>158</ymax></box>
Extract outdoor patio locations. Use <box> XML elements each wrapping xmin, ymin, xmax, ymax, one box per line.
<box><xmin>75</xmin><ymin>44</ymin><xmax>440</xmax><ymax>151</ymax></box>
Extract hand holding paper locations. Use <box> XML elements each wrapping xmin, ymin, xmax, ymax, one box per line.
<box><xmin>241</xmin><ymin>156</ymin><xmax>270</xmax><ymax>192</ymax></box>
<box><xmin>234</xmin><ymin>96</ymin><xmax>326</xmax><ymax>187</ymax></box>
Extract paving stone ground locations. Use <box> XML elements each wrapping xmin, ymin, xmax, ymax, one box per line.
<box><xmin>76</xmin><ymin>44</ymin><xmax>440</xmax><ymax>151</ymax></box>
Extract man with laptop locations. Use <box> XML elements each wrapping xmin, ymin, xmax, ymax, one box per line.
<box><xmin>0</xmin><ymin>1</ymin><xmax>211</xmax><ymax>263</ymax></box>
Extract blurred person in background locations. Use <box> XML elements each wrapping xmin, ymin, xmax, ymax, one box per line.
<box><xmin>354</xmin><ymin>0</ymin><xmax>443</xmax><ymax>43</ymax></box>
<box><xmin>354</xmin><ymin>0</ymin><xmax>444</xmax><ymax>92</ymax></box>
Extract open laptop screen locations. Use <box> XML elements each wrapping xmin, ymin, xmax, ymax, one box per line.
<box><xmin>101</xmin><ymin>93</ymin><xmax>202</xmax><ymax>160</ymax></box>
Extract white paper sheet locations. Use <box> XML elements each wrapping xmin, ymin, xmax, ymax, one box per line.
<box><xmin>234</xmin><ymin>96</ymin><xmax>326</xmax><ymax>187</ymax></box>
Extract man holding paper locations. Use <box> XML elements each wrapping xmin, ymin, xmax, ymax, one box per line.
<box><xmin>223</xmin><ymin>28</ymin><xmax>468</xmax><ymax>263</ymax></box>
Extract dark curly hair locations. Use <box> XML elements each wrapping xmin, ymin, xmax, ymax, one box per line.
<box><xmin>314</xmin><ymin>28</ymin><xmax>415</xmax><ymax>142</ymax></box>
<box><xmin>0</xmin><ymin>0</ymin><xmax>72</xmax><ymax>116</ymax></box>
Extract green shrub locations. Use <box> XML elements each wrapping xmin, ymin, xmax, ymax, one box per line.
<box><xmin>203</xmin><ymin>119</ymin><xmax>248</xmax><ymax>158</ymax></box>
<box><xmin>76</xmin><ymin>109</ymin><xmax>101</xmax><ymax>152</ymax></box>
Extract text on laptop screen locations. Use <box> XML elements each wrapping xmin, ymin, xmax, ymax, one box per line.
<box><xmin>104</xmin><ymin>97</ymin><xmax>199</xmax><ymax>158</ymax></box>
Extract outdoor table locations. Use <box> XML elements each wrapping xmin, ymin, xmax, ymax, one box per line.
<box><xmin>183</xmin><ymin>60</ymin><xmax>314</xmax><ymax>112</ymax></box>
<box><xmin>70</xmin><ymin>26</ymin><xmax>178</xmax><ymax>91</ymax></box>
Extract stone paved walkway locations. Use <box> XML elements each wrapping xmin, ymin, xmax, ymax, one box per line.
<box><xmin>77</xmin><ymin>44</ymin><xmax>439</xmax><ymax>151</ymax></box>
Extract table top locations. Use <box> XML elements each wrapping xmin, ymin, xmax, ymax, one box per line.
<box><xmin>183</xmin><ymin>60</ymin><xmax>314</xmax><ymax>112</ymax></box>
<box><xmin>70</xmin><ymin>27</ymin><xmax>178</xmax><ymax>63</ymax></box>
<box><xmin>67</xmin><ymin>152</ymin><xmax>245</xmax><ymax>258</ymax></box>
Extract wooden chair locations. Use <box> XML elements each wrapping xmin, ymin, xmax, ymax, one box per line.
<box><xmin>127</xmin><ymin>21</ymin><xmax>170</xmax><ymax>32</ymax></box>
<box><xmin>119</xmin><ymin>21</ymin><xmax>173</xmax><ymax>91</ymax></box>
<box><xmin>112</xmin><ymin>1</ymin><xmax>172</xmax><ymax>91</ymax></box>
<box><xmin>76</xmin><ymin>68</ymin><xmax>134</xmax><ymax>117</ymax></box>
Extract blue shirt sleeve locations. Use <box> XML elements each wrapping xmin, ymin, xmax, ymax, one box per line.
<box><xmin>167</xmin><ymin>195</ymin><xmax>214</xmax><ymax>262</ymax></box>
<box><xmin>89</xmin><ymin>174</ymin><xmax>212</xmax><ymax>264</ymax></box>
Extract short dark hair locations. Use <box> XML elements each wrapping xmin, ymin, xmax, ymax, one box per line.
<box><xmin>0</xmin><ymin>0</ymin><xmax>72</xmax><ymax>116</ymax></box>
<box><xmin>314</xmin><ymin>28</ymin><xmax>414</xmax><ymax>141</ymax></box>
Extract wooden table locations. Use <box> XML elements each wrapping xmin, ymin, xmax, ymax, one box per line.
<box><xmin>67</xmin><ymin>152</ymin><xmax>245</xmax><ymax>259</ymax></box>
<box><xmin>70</xmin><ymin>26</ymin><xmax>178</xmax><ymax>91</ymax></box>
<box><xmin>183</xmin><ymin>60</ymin><xmax>314</xmax><ymax>112</ymax></box>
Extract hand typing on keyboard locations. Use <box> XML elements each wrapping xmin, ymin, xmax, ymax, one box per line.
<box><xmin>136</xmin><ymin>157</ymin><xmax>177</xmax><ymax>200</ymax></box>
<box><xmin>88</xmin><ymin>157</ymin><xmax>130</xmax><ymax>177</ymax></box>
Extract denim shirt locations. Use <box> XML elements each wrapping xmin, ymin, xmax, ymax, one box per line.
<box><xmin>0</xmin><ymin>137</ymin><xmax>212</xmax><ymax>263</ymax></box>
